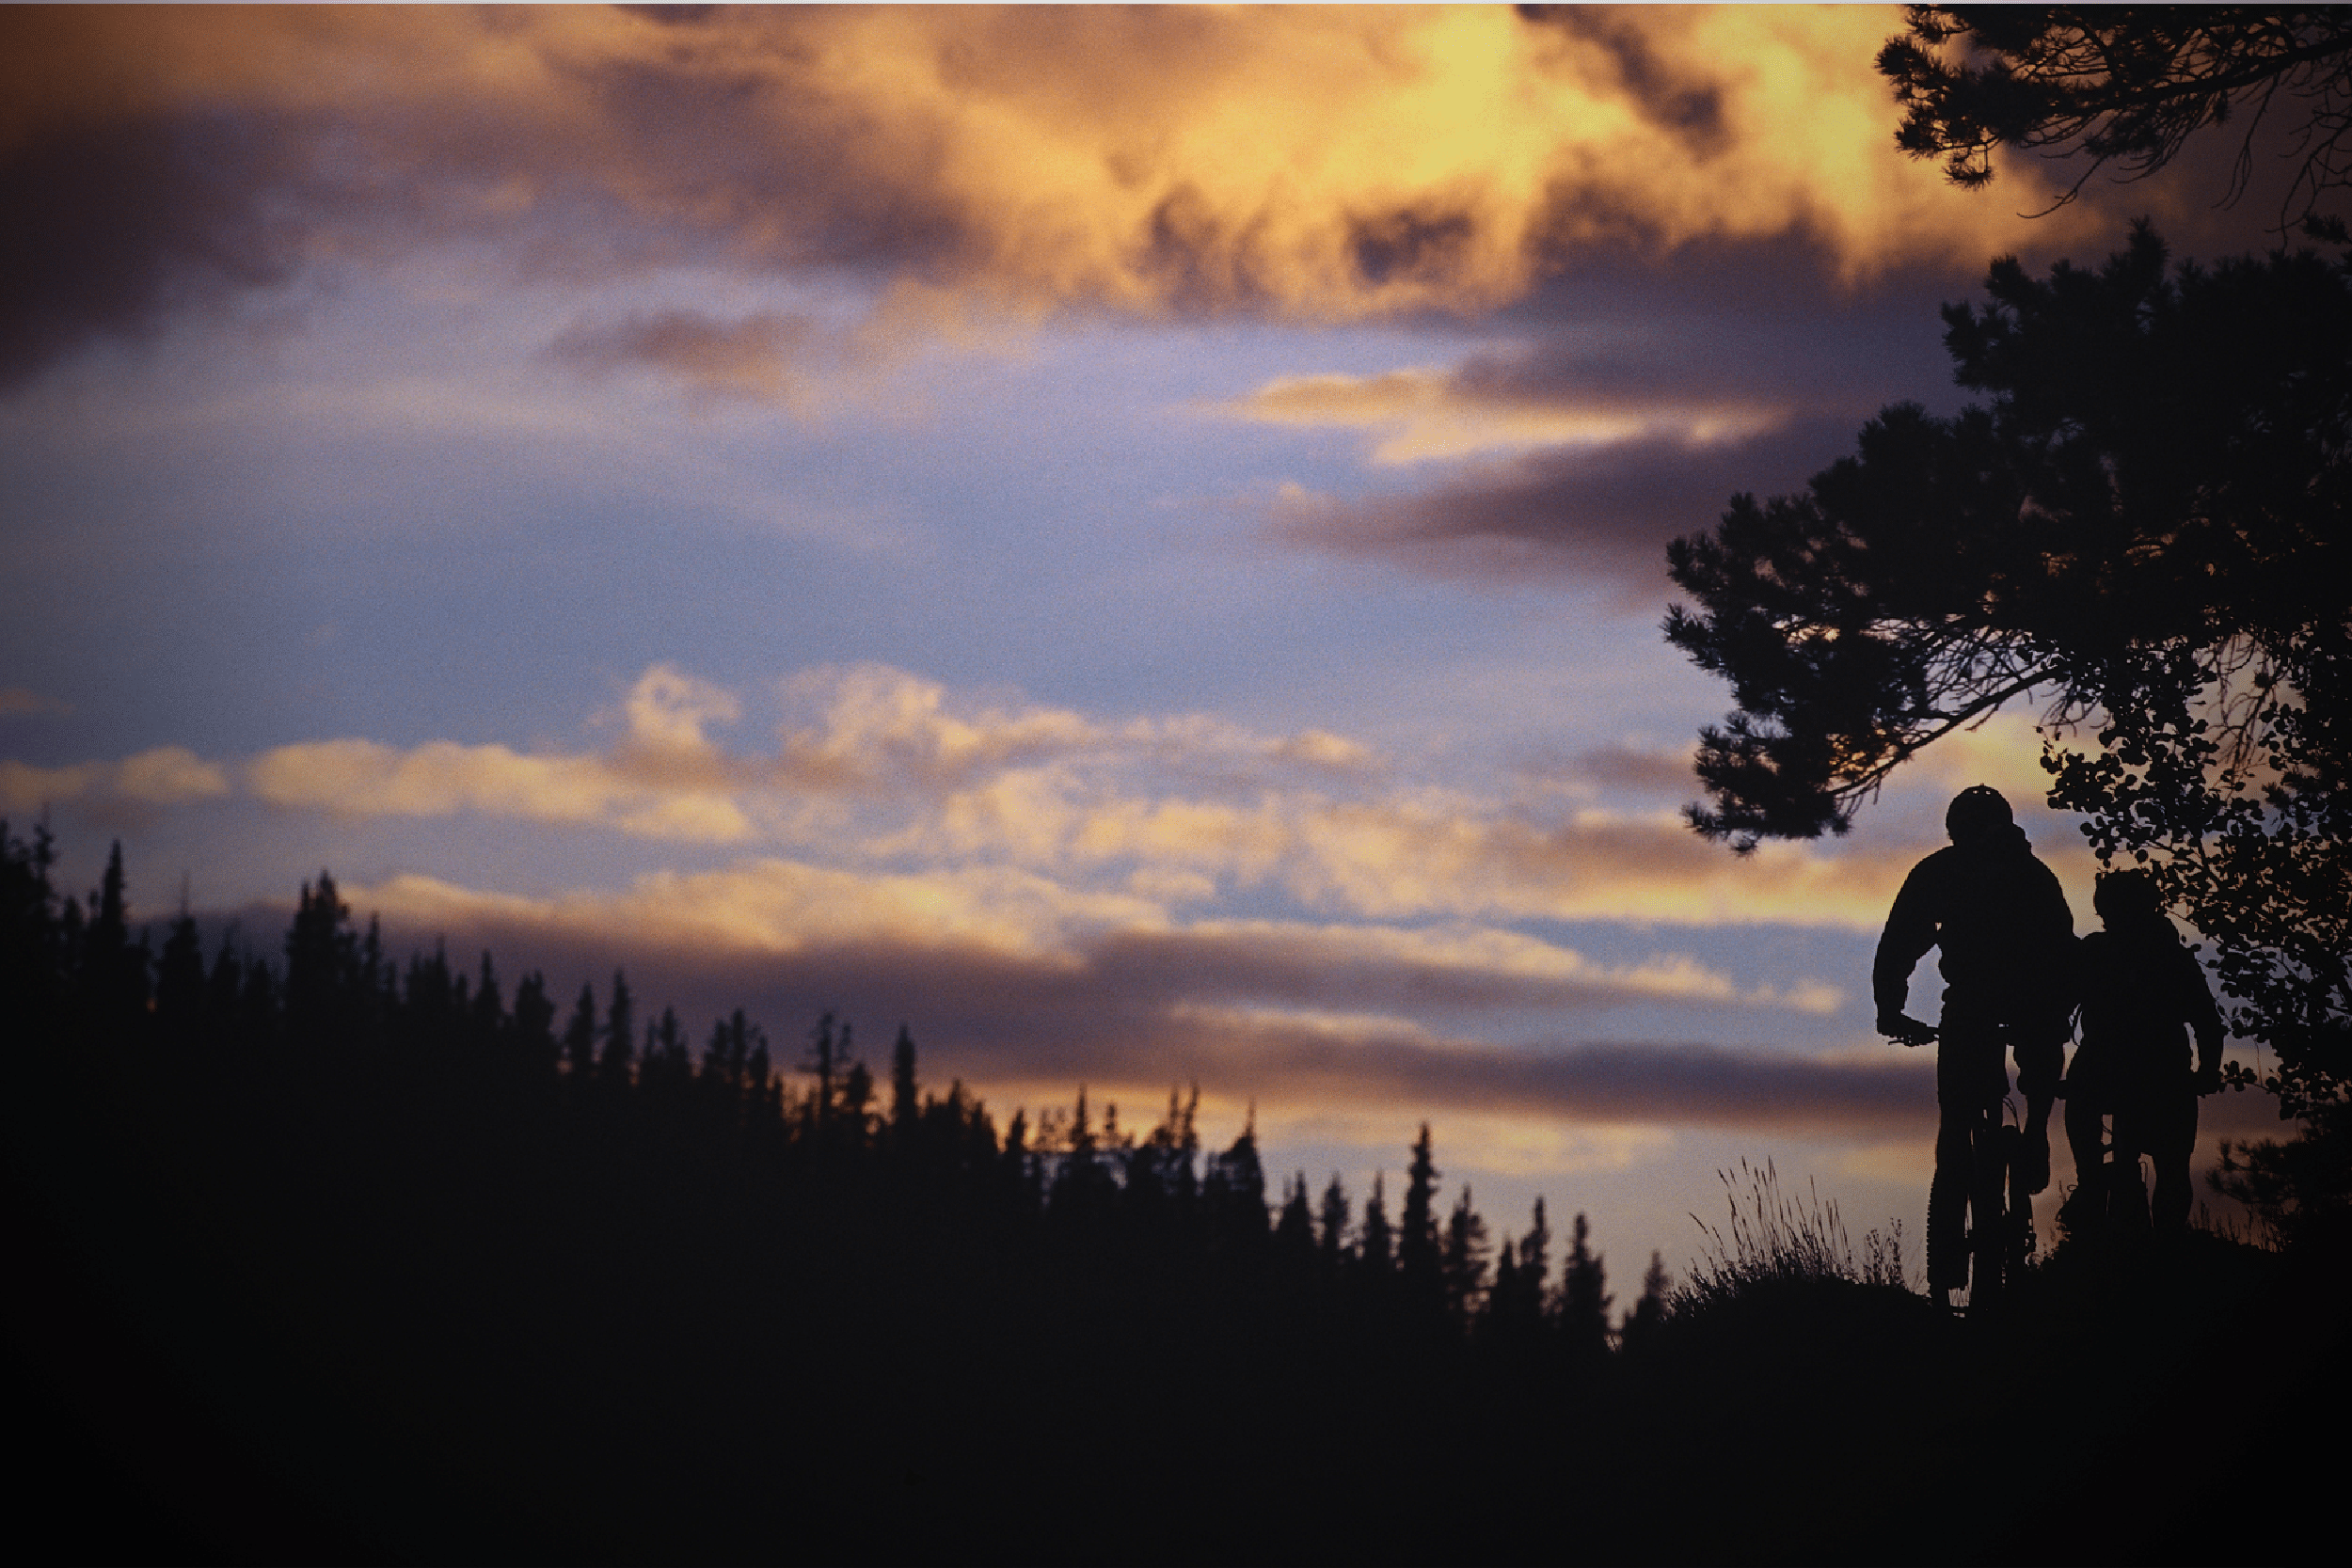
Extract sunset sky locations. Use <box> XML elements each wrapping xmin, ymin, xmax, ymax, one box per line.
<box><xmin>0</xmin><ymin>5</ymin><xmax>2291</xmax><ymax>1278</ymax></box>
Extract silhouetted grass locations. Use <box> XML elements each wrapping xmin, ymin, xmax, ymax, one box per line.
<box><xmin>1675</xmin><ymin>1158</ymin><xmax>1910</xmax><ymax>1316</ymax></box>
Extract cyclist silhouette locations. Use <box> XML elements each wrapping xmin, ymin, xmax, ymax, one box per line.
<box><xmin>1875</xmin><ymin>785</ymin><xmax>2077</xmax><ymax>1303</ymax></box>
<box><xmin>2064</xmin><ymin>868</ymin><xmax>2225</xmax><ymax>1243</ymax></box>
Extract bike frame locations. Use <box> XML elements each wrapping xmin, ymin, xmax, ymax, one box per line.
<box><xmin>1898</xmin><ymin>1020</ymin><xmax>2034</xmax><ymax>1310</ymax></box>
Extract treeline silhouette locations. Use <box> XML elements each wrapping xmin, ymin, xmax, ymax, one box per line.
<box><xmin>6</xmin><ymin>829</ymin><xmax>2340</xmax><ymax>1564</ymax></box>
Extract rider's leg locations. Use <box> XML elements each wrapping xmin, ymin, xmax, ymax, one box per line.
<box><xmin>1932</xmin><ymin>997</ymin><xmax>2008</xmax><ymax>1295</ymax></box>
<box><xmin>1929</xmin><ymin>1106</ymin><xmax>1973</xmax><ymax>1294</ymax></box>
<box><xmin>2109</xmin><ymin>1099</ymin><xmax>2154</xmax><ymax>1236</ymax></box>
<box><xmin>2062</xmin><ymin>1095</ymin><xmax>2106</xmax><ymax>1212</ymax></box>
<box><xmin>2147</xmin><ymin>1087</ymin><xmax>2200</xmax><ymax>1240</ymax></box>
<box><xmin>2060</xmin><ymin>1039</ymin><xmax>2108</xmax><ymax>1238</ymax></box>
<box><xmin>2014</xmin><ymin>1030</ymin><xmax>2063</xmax><ymax>1196</ymax></box>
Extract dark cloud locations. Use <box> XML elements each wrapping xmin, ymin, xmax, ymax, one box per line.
<box><xmin>1254</xmin><ymin>183</ymin><xmax>2312</xmax><ymax>602</ymax></box>
<box><xmin>197</xmin><ymin>874</ymin><xmax>2292</xmax><ymax>1146</ymax></box>
<box><xmin>1517</xmin><ymin>6</ymin><xmax>1729</xmax><ymax>158</ymax></box>
<box><xmin>1266</xmin><ymin>415</ymin><xmax>1858</xmax><ymax>605</ymax></box>
<box><xmin>1245</xmin><ymin>228</ymin><xmax>2063</xmax><ymax>601</ymax></box>
<box><xmin>234</xmin><ymin>890</ymin><xmax>1889</xmax><ymax>1138</ymax></box>
<box><xmin>0</xmin><ymin>113</ymin><xmax>305</xmax><ymax>387</ymax></box>
<box><xmin>1568</xmin><ymin>742</ymin><xmax>1696</xmax><ymax>796</ymax></box>
<box><xmin>545</xmin><ymin>309</ymin><xmax>821</xmax><ymax>403</ymax></box>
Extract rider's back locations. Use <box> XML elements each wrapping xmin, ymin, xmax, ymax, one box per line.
<box><xmin>1874</xmin><ymin>821</ymin><xmax>2074</xmax><ymax>1022</ymax></box>
<box><xmin>2074</xmin><ymin>906</ymin><xmax>2222</xmax><ymax>1098</ymax></box>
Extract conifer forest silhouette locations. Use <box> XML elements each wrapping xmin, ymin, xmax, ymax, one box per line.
<box><xmin>7</xmin><ymin>826</ymin><xmax>2344</xmax><ymax>1566</ymax></box>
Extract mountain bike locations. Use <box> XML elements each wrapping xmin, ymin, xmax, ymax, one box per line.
<box><xmin>1885</xmin><ymin>1018</ymin><xmax>2035</xmax><ymax>1311</ymax></box>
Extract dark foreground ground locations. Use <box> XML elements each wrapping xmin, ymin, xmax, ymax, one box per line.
<box><xmin>12</xmin><ymin>1014</ymin><xmax>2344</xmax><ymax>1568</ymax></box>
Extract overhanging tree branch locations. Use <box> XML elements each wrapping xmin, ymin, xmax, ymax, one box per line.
<box><xmin>1881</xmin><ymin>6</ymin><xmax>2352</xmax><ymax>231</ymax></box>
<box><xmin>1665</xmin><ymin>228</ymin><xmax>2351</xmax><ymax>1108</ymax></box>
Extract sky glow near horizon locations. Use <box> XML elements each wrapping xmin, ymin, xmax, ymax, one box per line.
<box><xmin>0</xmin><ymin>5</ymin><xmax>2293</xmax><ymax>1279</ymax></box>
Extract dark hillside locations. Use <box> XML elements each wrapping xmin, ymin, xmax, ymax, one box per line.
<box><xmin>6</xmin><ymin>832</ymin><xmax>2343</xmax><ymax>1564</ymax></box>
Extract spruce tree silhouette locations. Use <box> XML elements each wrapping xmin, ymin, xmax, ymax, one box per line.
<box><xmin>560</xmin><ymin>980</ymin><xmax>597</xmax><ymax>1087</ymax></box>
<box><xmin>1204</xmin><ymin>1107</ymin><xmax>1268</xmax><ymax>1255</ymax></box>
<box><xmin>598</xmin><ymin>969</ymin><xmax>634</xmax><ymax>1086</ymax></box>
<box><xmin>283</xmin><ymin>871</ymin><xmax>356</xmax><ymax>1050</ymax></box>
<box><xmin>82</xmin><ymin>841</ymin><xmax>148</xmax><ymax>1029</ymax></box>
<box><xmin>1358</xmin><ymin>1171</ymin><xmax>1393</xmax><ymax>1280</ymax></box>
<box><xmin>1485</xmin><ymin>1198</ymin><xmax>1550</xmax><ymax>1347</ymax></box>
<box><xmin>1441</xmin><ymin>1186</ymin><xmax>1491</xmax><ymax>1323</ymax></box>
<box><xmin>1316</xmin><ymin>1172</ymin><xmax>1351</xmax><ymax>1275</ymax></box>
<box><xmin>1399</xmin><ymin>1123</ymin><xmax>1442</xmax><ymax>1312</ymax></box>
<box><xmin>1619</xmin><ymin>1252</ymin><xmax>1671</xmax><ymax>1359</ymax></box>
<box><xmin>154</xmin><ymin>909</ymin><xmax>204</xmax><ymax>1049</ymax></box>
<box><xmin>889</xmin><ymin>1023</ymin><xmax>920</xmax><ymax>1138</ymax></box>
<box><xmin>468</xmin><ymin>951</ymin><xmax>504</xmax><ymax>1053</ymax></box>
<box><xmin>1558</xmin><ymin>1212</ymin><xmax>1612</xmax><ymax>1363</ymax></box>
<box><xmin>511</xmin><ymin>970</ymin><xmax>557</xmax><ymax>1082</ymax></box>
<box><xmin>1275</xmin><ymin>1171</ymin><xmax>1315</xmax><ymax>1270</ymax></box>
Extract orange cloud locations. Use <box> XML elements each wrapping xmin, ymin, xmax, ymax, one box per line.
<box><xmin>1223</xmin><ymin>366</ymin><xmax>1789</xmax><ymax>464</ymax></box>
<box><xmin>246</xmin><ymin>738</ymin><xmax>755</xmax><ymax>845</ymax></box>
<box><xmin>0</xmin><ymin>746</ymin><xmax>229</xmax><ymax>812</ymax></box>
<box><xmin>5</xmin><ymin>5</ymin><xmax>2099</xmax><ymax>381</ymax></box>
<box><xmin>12</xmin><ymin>660</ymin><xmax>2075</xmax><ymax>933</ymax></box>
<box><xmin>0</xmin><ymin>687</ymin><xmax>72</xmax><ymax>717</ymax></box>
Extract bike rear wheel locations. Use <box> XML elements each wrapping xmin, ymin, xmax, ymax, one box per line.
<box><xmin>1967</xmin><ymin>1115</ymin><xmax>2011</xmax><ymax>1307</ymax></box>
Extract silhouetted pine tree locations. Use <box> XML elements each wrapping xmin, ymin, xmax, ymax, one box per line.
<box><xmin>1519</xmin><ymin>1198</ymin><xmax>1550</xmax><ymax>1309</ymax></box>
<box><xmin>469</xmin><ymin>952</ymin><xmax>504</xmax><ymax>1052</ymax></box>
<box><xmin>512</xmin><ymin>971</ymin><xmax>557</xmax><ymax>1081</ymax></box>
<box><xmin>599</xmin><ymin>970</ymin><xmax>634</xmax><ymax>1085</ymax></box>
<box><xmin>284</xmin><ymin>871</ymin><xmax>356</xmax><ymax>1049</ymax></box>
<box><xmin>1276</xmin><ymin>1171</ymin><xmax>1315</xmax><ymax>1263</ymax></box>
<box><xmin>1204</xmin><ymin>1108</ymin><xmax>1268</xmax><ymax>1256</ymax></box>
<box><xmin>154</xmin><ymin>910</ymin><xmax>205</xmax><ymax>1049</ymax></box>
<box><xmin>837</xmin><ymin>1053</ymin><xmax>874</xmax><ymax>1140</ymax></box>
<box><xmin>1441</xmin><ymin>1186</ymin><xmax>1490</xmax><ymax>1323</ymax></box>
<box><xmin>1317</xmin><ymin>1173</ymin><xmax>1351</xmax><ymax>1275</ymax></box>
<box><xmin>890</xmin><ymin>1024</ymin><xmax>919</xmax><ymax>1138</ymax></box>
<box><xmin>1399</xmin><ymin>1125</ymin><xmax>1442</xmax><ymax>1311</ymax></box>
<box><xmin>81</xmin><ymin>842</ymin><xmax>149</xmax><ymax>1029</ymax></box>
<box><xmin>1359</xmin><ymin>1172</ymin><xmax>1393</xmax><ymax>1280</ymax></box>
<box><xmin>203</xmin><ymin>934</ymin><xmax>246</xmax><ymax>1052</ymax></box>
<box><xmin>404</xmin><ymin>942</ymin><xmax>456</xmax><ymax>1047</ymax></box>
<box><xmin>803</xmin><ymin>1011</ymin><xmax>841</xmax><ymax>1131</ymax></box>
<box><xmin>1486</xmin><ymin>1198</ymin><xmax>1549</xmax><ymax>1344</ymax></box>
<box><xmin>562</xmin><ymin>982</ymin><xmax>597</xmax><ymax>1081</ymax></box>
<box><xmin>630</xmin><ymin>1006</ymin><xmax>675</xmax><ymax>1100</ymax></box>
<box><xmin>1559</xmin><ymin>1212</ymin><xmax>1613</xmax><ymax>1364</ymax></box>
<box><xmin>1620</xmin><ymin>1251</ymin><xmax>1671</xmax><ymax>1359</ymax></box>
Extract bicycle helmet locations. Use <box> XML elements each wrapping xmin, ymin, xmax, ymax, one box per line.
<box><xmin>2092</xmin><ymin>867</ymin><xmax>2164</xmax><ymax>924</ymax></box>
<box><xmin>1945</xmin><ymin>784</ymin><xmax>2012</xmax><ymax>843</ymax></box>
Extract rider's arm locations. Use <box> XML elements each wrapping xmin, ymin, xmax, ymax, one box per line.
<box><xmin>2021</xmin><ymin>857</ymin><xmax>2081</xmax><ymax>1044</ymax></box>
<box><xmin>1872</xmin><ymin>860</ymin><xmax>1939</xmax><ymax>1029</ymax></box>
<box><xmin>2173</xmin><ymin>942</ymin><xmax>2227</xmax><ymax>1085</ymax></box>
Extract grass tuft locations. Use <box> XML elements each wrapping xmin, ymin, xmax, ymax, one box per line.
<box><xmin>1675</xmin><ymin>1158</ymin><xmax>1911</xmax><ymax>1315</ymax></box>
